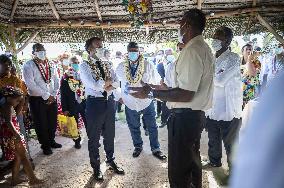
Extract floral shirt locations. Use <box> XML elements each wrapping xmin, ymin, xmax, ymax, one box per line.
<box><xmin>242</xmin><ymin>64</ymin><xmax>261</xmax><ymax>108</ymax></box>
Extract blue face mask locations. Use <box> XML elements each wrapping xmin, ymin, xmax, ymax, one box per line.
<box><xmin>128</xmin><ymin>52</ymin><xmax>139</xmax><ymax>62</ymax></box>
<box><xmin>71</xmin><ymin>64</ymin><xmax>79</xmax><ymax>72</ymax></box>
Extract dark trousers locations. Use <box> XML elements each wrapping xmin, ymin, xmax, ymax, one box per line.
<box><xmin>73</xmin><ymin>100</ymin><xmax>87</xmax><ymax>142</ymax></box>
<box><xmin>206</xmin><ymin>118</ymin><xmax>241</xmax><ymax>167</ymax></box>
<box><xmin>125</xmin><ymin>102</ymin><xmax>160</xmax><ymax>152</ymax></box>
<box><xmin>168</xmin><ymin>108</ymin><xmax>205</xmax><ymax>188</ymax></box>
<box><xmin>157</xmin><ymin>101</ymin><xmax>162</xmax><ymax>115</ymax></box>
<box><xmin>116</xmin><ymin>102</ymin><xmax>122</xmax><ymax>112</ymax></box>
<box><xmin>161</xmin><ymin>102</ymin><xmax>170</xmax><ymax>124</ymax></box>
<box><xmin>86</xmin><ymin>97</ymin><xmax>115</xmax><ymax>169</ymax></box>
<box><xmin>29</xmin><ymin>96</ymin><xmax>57</xmax><ymax>149</ymax></box>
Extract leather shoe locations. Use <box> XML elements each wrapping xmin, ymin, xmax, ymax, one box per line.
<box><xmin>108</xmin><ymin>161</ymin><xmax>125</xmax><ymax>175</ymax></box>
<box><xmin>202</xmin><ymin>161</ymin><xmax>222</xmax><ymax>169</ymax></box>
<box><xmin>93</xmin><ymin>169</ymin><xmax>104</xmax><ymax>181</ymax></box>
<box><xmin>43</xmin><ymin>148</ymin><xmax>53</xmax><ymax>155</ymax></box>
<box><xmin>153</xmin><ymin>151</ymin><xmax>167</xmax><ymax>161</ymax></box>
<box><xmin>51</xmin><ymin>142</ymin><xmax>62</xmax><ymax>149</ymax></box>
<box><xmin>74</xmin><ymin>138</ymin><xmax>81</xmax><ymax>149</ymax></box>
<box><xmin>132</xmin><ymin>148</ymin><xmax>142</xmax><ymax>158</ymax></box>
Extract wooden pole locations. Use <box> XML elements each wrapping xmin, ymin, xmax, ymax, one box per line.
<box><xmin>10</xmin><ymin>0</ymin><xmax>19</xmax><ymax>20</ymax></box>
<box><xmin>94</xmin><ymin>0</ymin><xmax>102</xmax><ymax>21</ymax></box>
<box><xmin>257</xmin><ymin>14</ymin><xmax>284</xmax><ymax>45</ymax></box>
<box><xmin>16</xmin><ymin>30</ymin><xmax>40</xmax><ymax>54</ymax></box>
<box><xmin>48</xmin><ymin>0</ymin><xmax>60</xmax><ymax>20</ymax></box>
<box><xmin>197</xmin><ymin>0</ymin><xmax>203</xmax><ymax>10</ymax></box>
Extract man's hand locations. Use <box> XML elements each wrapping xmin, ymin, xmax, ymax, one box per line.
<box><xmin>47</xmin><ymin>96</ymin><xmax>56</xmax><ymax>105</ymax></box>
<box><xmin>129</xmin><ymin>84</ymin><xmax>152</xmax><ymax>99</ymax></box>
<box><xmin>104</xmin><ymin>85</ymin><xmax>114</xmax><ymax>92</ymax></box>
<box><xmin>118</xmin><ymin>98</ymin><xmax>124</xmax><ymax>104</ymax></box>
<box><xmin>104</xmin><ymin>77</ymin><xmax>113</xmax><ymax>88</ymax></box>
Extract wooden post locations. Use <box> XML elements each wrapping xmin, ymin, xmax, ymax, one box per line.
<box><xmin>16</xmin><ymin>30</ymin><xmax>40</xmax><ymax>54</ymax></box>
<box><xmin>48</xmin><ymin>0</ymin><xmax>60</xmax><ymax>20</ymax></box>
<box><xmin>10</xmin><ymin>0</ymin><xmax>19</xmax><ymax>20</ymax></box>
<box><xmin>197</xmin><ymin>0</ymin><xmax>203</xmax><ymax>10</ymax></box>
<box><xmin>94</xmin><ymin>0</ymin><xmax>102</xmax><ymax>21</ymax></box>
<box><xmin>257</xmin><ymin>14</ymin><xmax>284</xmax><ymax>45</ymax></box>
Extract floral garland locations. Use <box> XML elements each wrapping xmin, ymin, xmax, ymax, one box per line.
<box><xmin>63</xmin><ymin>69</ymin><xmax>85</xmax><ymax>100</ymax></box>
<box><xmin>122</xmin><ymin>0</ymin><xmax>152</xmax><ymax>27</ymax></box>
<box><xmin>124</xmin><ymin>55</ymin><xmax>145</xmax><ymax>85</ymax></box>
<box><xmin>86</xmin><ymin>58</ymin><xmax>112</xmax><ymax>81</ymax></box>
<box><xmin>33</xmin><ymin>58</ymin><xmax>51</xmax><ymax>84</ymax></box>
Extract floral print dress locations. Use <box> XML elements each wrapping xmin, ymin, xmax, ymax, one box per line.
<box><xmin>242</xmin><ymin>64</ymin><xmax>261</xmax><ymax>109</ymax></box>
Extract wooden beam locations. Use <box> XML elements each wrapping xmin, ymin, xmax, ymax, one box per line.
<box><xmin>94</xmin><ymin>0</ymin><xmax>102</xmax><ymax>21</ymax></box>
<box><xmin>207</xmin><ymin>6</ymin><xmax>284</xmax><ymax>19</ymax></box>
<box><xmin>16</xmin><ymin>30</ymin><xmax>40</xmax><ymax>54</ymax></box>
<box><xmin>10</xmin><ymin>0</ymin><xmax>19</xmax><ymax>20</ymax></box>
<box><xmin>257</xmin><ymin>13</ymin><xmax>284</xmax><ymax>45</ymax></box>
<box><xmin>197</xmin><ymin>0</ymin><xmax>203</xmax><ymax>10</ymax></box>
<box><xmin>48</xmin><ymin>0</ymin><xmax>60</xmax><ymax>20</ymax></box>
<box><xmin>13</xmin><ymin>5</ymin><xmax>284</xmax><ymax>29</ymax></box>
<box><xmin>243</xmin><ymin>0</ymin><xmax>257</xmax><ymax>34</ymax></box>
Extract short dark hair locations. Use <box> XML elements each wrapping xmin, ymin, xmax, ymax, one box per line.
<box><xmin>242</xmin><ymin>43</ymin><xmax>253</xmax><ymax>52</ymax></box>
<box><xmin>85</xmin><ymin>37</ymin><xmax>102</xmax><ymax>54</ymax></box>
<box><xmin>183</xmin><ymin>9</ymin><xmax>206</xmax><ymax>33</ymax></box>
<box><xmin>0</xmin><ymin>86</ymin><xmax>23</xmax><ymax>98</ymax></box>
<box><xmin>32</xmin><ymin>43</ymin><xmax>44</xmax><ymax>53</ymax></box>
<box><xmin>127</xmin><ymin>42</ymin><xmax>139</xmax><ymax>51</ymax></box>
<box><xmin>0</xmin><ymin>54</ymin><xmax>12</xmax><ymax>67</ymax></box>
<box><xmin>218</xmin><ymin>26</ymin><xmax>234</xmax><ymax>44</ymax></box>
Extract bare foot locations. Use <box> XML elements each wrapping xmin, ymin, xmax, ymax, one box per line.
<box><xmin>29</xmin><ymin>178</ymin><xmax>45</xmax><ymax>186</ymax></box>
<box><xmin>11</xmin><ymin>178</ymin><xmax>27</xmax><ymax>186</ymax></box>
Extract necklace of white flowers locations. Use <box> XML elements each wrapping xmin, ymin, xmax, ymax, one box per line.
<box><xmin>124</xmin><ymin>55</ymin><xmax>145</xmax><ymax>85</ymax></box>
<box><xmin>86</xmin><ymin>57</ymin><xmax>112</xmax><ymax>81</ymax></box>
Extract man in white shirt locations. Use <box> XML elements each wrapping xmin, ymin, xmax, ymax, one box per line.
<box><xmin>115</xmin><ymin>42</ymin><xmax>166</xmax><ymax>160</ymax></box>
<box><xmin>262</xmin><ymin>44</ymin><xmax>284</xmax><ymax>88</ymax></box>
<box><xmin>80</xmin><ymin>37</ymin><xmax>124</xmax><ymax>181</ymax></box>
<box><xmin>204</xmin><ymin>27</ymin><xmax>242</xmax><ymax>169</ymax></box>
<box><xmin>22</xmin><ymin>43</ymin><xmax>62</xmax><ymax>156</ymax></box>
<box><xmin>129</xmin><ymin>9</ymin><xmax>214</xmax><ymax>188</ymax></box>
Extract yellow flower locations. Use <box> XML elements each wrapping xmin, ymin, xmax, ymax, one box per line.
<box><xmin>141</xmin><ymin>2</ymin><xmax>148</xmax><ymax>13</ymax></box>
<box><xmin>128</xmin><ymin>4</ymin><xmax>135</xmax><ymax>13</ymax></box>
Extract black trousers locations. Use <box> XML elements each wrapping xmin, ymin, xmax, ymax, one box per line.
<box><xmin>29</xmin><ymin>96</ymin><xmax>58</xmax><ymax>149</ymax></box>
<box><xmin>157</xmin><ymin>101</ymin><xmax>162</xmax><ymax>115</ymax></box>
<box><xmin>206</xmin><ymin>118</ymin><xmax>241</xmax><ymax>167</ymax></box>
<box><xmin>161</xmin><ymin>102</ymin><xmax>170</xmax><ymax>124</ymax></box>
<box><xmin>168</xmin><ymin>108</ymin><xmax>205</xmax><ymax>188</ymax></box>
<box><xmin>85</xmin><ymin>97</ymin><xmax>115</xmax><ymax>169</ymax></box>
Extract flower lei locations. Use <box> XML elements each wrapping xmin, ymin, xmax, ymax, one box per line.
<box><xmin>86</xmin><ymin>58</ymin><xmax>112</xmax><ymax>81</ymax></box>
<box><xmin>124</xmin><ymin>55</ymin><xmax>145</xmax><ymax>85</ymax></box>
<box><xmin>33</xmin><ymin>58</ymin><xmax>51</xmax><ymax>84</ymax></box>
<box><xmin>63</xmin><ymin>69</ymin><xmax>85</xmax><ymax>100</ymax></box>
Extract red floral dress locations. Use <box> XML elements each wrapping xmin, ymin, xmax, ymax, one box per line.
<box><xmin>0</xmin><ymin>112</ymin><xmax>26</xmax><ymax>161</ymax></box>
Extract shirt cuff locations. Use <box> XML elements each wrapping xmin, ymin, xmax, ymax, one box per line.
<box><xmin>42</xmin><ymin>92</ymin><xmax>51</xmax><ymax>101</ymax></box>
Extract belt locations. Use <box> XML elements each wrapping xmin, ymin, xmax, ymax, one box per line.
<box><xmin>87</xmin><ymin>95</ymin><xmax>113</xmax><ymax>100</ymax></box>
<box><xmin>170</xmin><ymin>108</ymin><xmax>194</xmax><ymax>113</ymax></box>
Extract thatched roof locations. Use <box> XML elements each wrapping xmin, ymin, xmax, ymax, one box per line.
<box><xmin>1</xmin><ymin>0</ymin><xmax>284</xmax><ymax>43</ymax></box>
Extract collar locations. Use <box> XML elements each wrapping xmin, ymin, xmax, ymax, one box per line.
<box><xmin>184</xmin><ymin>35</ymin><xmax>204</xmax><ymax>49</ymax></box>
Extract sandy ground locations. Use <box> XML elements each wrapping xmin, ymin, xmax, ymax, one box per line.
<box><xmin>0</xmin><ymin>118</ymin><xmax>215</xmax><ymax>188</ymax></box>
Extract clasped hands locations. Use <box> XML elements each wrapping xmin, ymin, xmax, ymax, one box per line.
<box><xmin>104</xmin><ymin>77</ymin><xmax>114</xmax><ymax>92</ymax></box>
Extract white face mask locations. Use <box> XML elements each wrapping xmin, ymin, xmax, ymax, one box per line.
<box><xmin>95</xmin><ymin>48</ymin><xmax>104</xmax><ymax>59</ymax></box>
<box><xmin>275</xmin><ymin>46</ymin><xmax>284</xmax><ymax>55</ymax></box>
<box><xmin>35</xmin><ymin>51</ymin><xmax>46</xmax><ymax>60</ymax></box>
<box><xmin>62</xmin><ymin>59</ymin><xmax>69</xmax><ymax>66</ymax></box>
<box><xmin>166</xmin><ymin>55</ymin><xmax>175</xmax><ymax>63</ymax></box>
<box><xmin>211</xmin><ymin>39</ymin><xmax>223</xmax><ymax>51</ymax></box>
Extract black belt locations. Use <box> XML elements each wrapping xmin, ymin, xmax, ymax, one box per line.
<box><xmin>87</xmin><ymin>95</ymin><xmax>113</xmax><ymax>100</ymax></box>
<box><xmin>171</xmin><ymin>108</ymin><xmax>196</xmax><ymax>113</ymax></box>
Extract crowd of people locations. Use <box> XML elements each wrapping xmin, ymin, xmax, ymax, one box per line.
<box><xmin>0</xmin><ymin>8</ymin><xmax>283</xmax><ymax>187</ymax></box>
